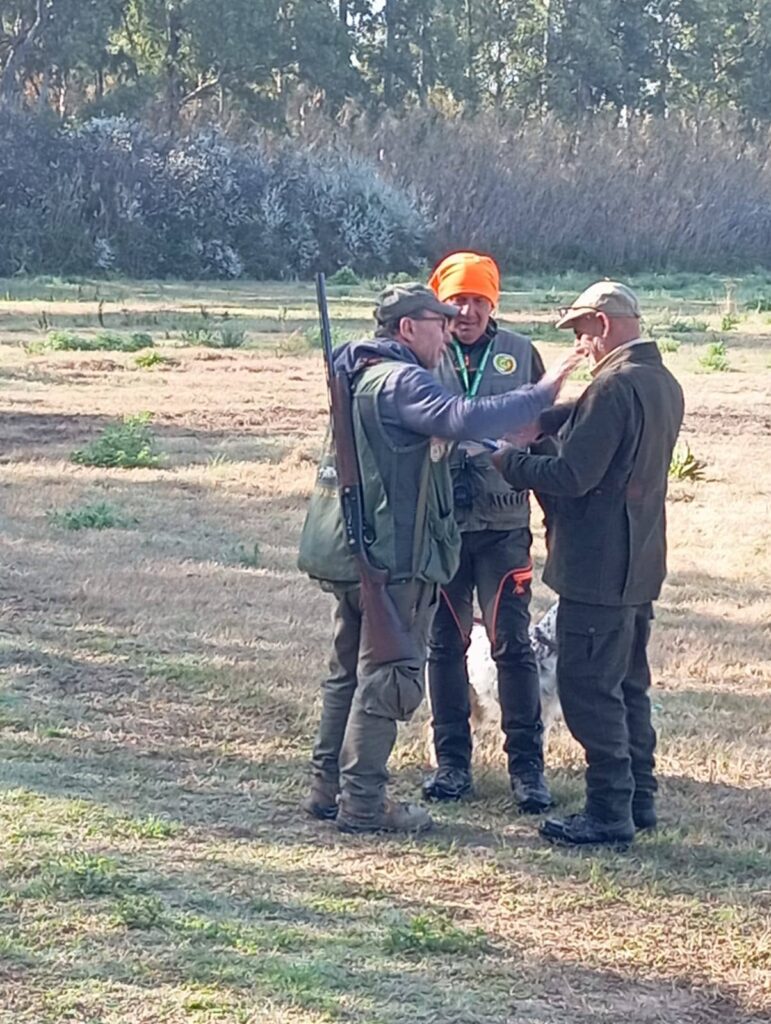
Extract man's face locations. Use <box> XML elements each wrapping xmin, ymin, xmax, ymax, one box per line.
<box><xmin>449</xmin><ymin>293</ymin><xmax>494</xmax><ymax>345</ymax></box>
<box><xmin>399</xmin><ymin>312</ymin><xmax>452</xmax><ymax>368</ymax></box>
<box><xmin>570</xmin><ymin>311</ymin><xmax>608</xmax><ymax>363</ymax></box>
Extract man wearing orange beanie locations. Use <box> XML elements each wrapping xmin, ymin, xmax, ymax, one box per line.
<box><xmin>424</xmin><ymin>251</ymin><xmax>553</xmax><ymax>812</ymax></box>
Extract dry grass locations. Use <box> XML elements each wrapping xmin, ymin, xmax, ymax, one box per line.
<box><xmin>0</xmin><ymin>276</ymin><xmax>769</xmax><ymax>1024</ymax></box>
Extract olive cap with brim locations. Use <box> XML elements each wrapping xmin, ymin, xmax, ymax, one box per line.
<box><xmin>374</xmin><ymin>283</ymin><xmax>459</xmax><ymax>325</ymax></box>
<box><xmin>555</xmin><ymin>281</ymin><xmax>641</xmax><ymax>329</ymax></box>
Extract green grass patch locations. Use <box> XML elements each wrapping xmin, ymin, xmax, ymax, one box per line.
<box><xmin>27</xmin><ymin>330</ymin><xmax>153</xmax><ymax>354</ymax></box>
<box><xmin>71</xmin><ymin>413</ymin><xmax>163</xmax><ymax>469</ymax></box>
<box><xmin>22</xmin><ymin>853</ymin><xmax>125</xmax><ymax>899</ymax></box>
<box><xmin>111</xmin><ymin>893</ymin><xmax>167</xmax><ymax>930</ymax></box>
<box><xmin>46</xmin><ymin>500</ymin><xmax>133</xmax><ymax>531</ymax></box>
<box><xmin>657</xmin><ymin>335</ymin><xmax>681</xmax><ymax>353</ymax></box>
<box><xmin>383</xmin><ymin>913</ymin><xmax>489</xmax><ymax>956</ymax></box>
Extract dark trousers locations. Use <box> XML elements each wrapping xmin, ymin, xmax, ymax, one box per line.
<box><xmin>556</xmin><ymin>598</ymin><xmax>656</xmax><ymax>823</ymax></box>
<box><xmin>426</xmin><ymin>528</ymin><xmax>543</xmax><ymax>776</ymax></box>
<box><xmin>310</xmin><ymin>580</ymin><xmax>438</xmax><ymax>812</ymax></box>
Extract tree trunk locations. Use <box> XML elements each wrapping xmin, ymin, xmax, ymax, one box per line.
<box><xmin>0</xmin><ymin>0</ymin><xmax>50</xmax><ymax>108</ymax></box>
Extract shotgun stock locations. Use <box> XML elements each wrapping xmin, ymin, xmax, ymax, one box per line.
<box><xmin>315</xmin><ymin>273</ymin><xmax>417</xmax><ymax>665</ymax></box>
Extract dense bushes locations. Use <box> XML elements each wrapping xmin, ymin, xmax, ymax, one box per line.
<box><xmin>0</xmin><ymin>112</ymin><xmax>425</xmax><ymax>279</ymax></box>
<box><xmin>3</xmin><ymin>109</ymin><xmax>771</xmax><ymax>278</ymax></box>
<box><xmin>357</xmin><ymin>111</ymin><xmax>771</xmax><ymax>273</ymax></box>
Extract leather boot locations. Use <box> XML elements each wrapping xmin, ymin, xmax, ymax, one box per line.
<box><xmin>510</xmin><ymin>769</ymin><xmax>553</xmax><ymax>814</ymax></box>
<box><xmin>337</xmin><ymin>796</ymin><xmax>433</xmax><ymax>835</ymax></box>
<box><xmin>422</xmin><ymin>765</ymin><xmax>473</xmax><ymax>801</ymax></box>
<box><xmin>539</xmin><ymin>811</ymin><xmax>634</xmax><ymax>847</ymax></box>
<box><xmin>300</xmin><ymin>777</ymin><xmax>339</xmax><ymax>821</ymax></box>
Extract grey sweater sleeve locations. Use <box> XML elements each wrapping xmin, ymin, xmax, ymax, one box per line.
<box><xmin>380</xmin><ymin>364</ymin><xmax>557</xmax><ymax>441</ymax></box>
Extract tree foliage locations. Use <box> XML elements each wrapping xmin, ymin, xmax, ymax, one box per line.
<box><xmin>1</xmin><ymin>0</ymin><xmax>771</xmax><ymax>127</ymax></box>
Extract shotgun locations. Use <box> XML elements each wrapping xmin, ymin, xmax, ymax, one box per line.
<box><xmin>315</xmin><ymin>272</ymin><xmax>417</xmax><ymax>665</ymax></box>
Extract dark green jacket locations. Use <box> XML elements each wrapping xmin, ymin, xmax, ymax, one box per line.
<box><xmin>497</xmin><ymin>342</ymin><xmax>684</xmax><ymax>606</ymax></box>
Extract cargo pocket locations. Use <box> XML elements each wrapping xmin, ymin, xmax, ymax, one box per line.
<box><xmin>357</xmin><ymin>662</ymin><xmax>425</xmax><ymax>722</ymax></box>
<box><xmin>557</xmin><ymin>603</ymin><xmax>624</xmax><ymax>667</ymax></box>
<box><xmin>421</xmin><ymin>509</ymin><xmax>460</xmax><ymax>584</ymax></box>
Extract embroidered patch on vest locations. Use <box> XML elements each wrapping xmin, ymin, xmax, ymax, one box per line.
<box><xmin>493</xmin><ymin>353</ymin><xmax>517</xmax><ymax>375</ymax></box>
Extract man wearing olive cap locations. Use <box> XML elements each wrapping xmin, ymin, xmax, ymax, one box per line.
<box><xmin>422</xmin><ymin>251</ymin><xmax>555</xmax><ymax>813</ymax></box>
<box><xmin>493</xmin><ymin>280</ymin><xmax>684</xmax><ymax>846</ymax></box>
<box><xmin>298</xmin><ymin>283</ymin><xmax>579</xmax><ymax>835</ymax></box>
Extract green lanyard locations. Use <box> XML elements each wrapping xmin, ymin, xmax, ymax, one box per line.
<box><xmin>451</xmin><ymin>339</ymin><xmax>493</xmax><ymax>398</ymax></box>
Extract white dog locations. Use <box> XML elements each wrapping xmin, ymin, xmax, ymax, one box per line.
<box><xmin>427</xmin><ymin>601</ymin><xmax>562</xmax><ymax>763</ymax></box>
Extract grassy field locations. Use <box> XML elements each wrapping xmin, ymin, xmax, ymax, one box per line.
<box><xmin>0</xmin><ymin>272</ymin><xmax>769</xmax><ymax>1024</ymax></box>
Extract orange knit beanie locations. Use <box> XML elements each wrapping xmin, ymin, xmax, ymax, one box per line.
<box><xmin>428</xmin><ymin>251</ymin><xmax>500</xmax><ymax>307</ymax></box>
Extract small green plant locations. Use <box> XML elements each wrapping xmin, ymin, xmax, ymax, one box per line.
<box><xmin>135</xmin><ymin>350</ymin><xmax>170</xmax><ymax>369</ymax></box>
<box><xmin>302</xmin><ymin>324</ymin><xmax>351</xmax><ymax>350</ymax></box>
<box><xmin>720</xmin><ymin>312</ymin><xmax>740</xmax><ymax>331</ymax></box>
<box><xmin>698</xmin><ymin>339</ymin><xmax>730</xmax><ymax>372</ymax></box>
<box><xmin>384</xmin><ymin>914</ymin><xmax>488</xmax><ymax>955</ymax></box>
<box><xmin>328</xmin><ymin>266</ymin><xmax>360</xmax><ymax>286</ymax></box>
<box><xmin>112</xmin><ymin>893</ymin><xmax>166</xmax><ymax>930</ymax></box>
<box><xmin>211</xmin><ymin>325</ymin><xmax>246</xmax><ymax>348</ymax></box>
<box><xmin>669</xmin><ymin>442</ymin><xmax>707</xmax><ymax>482</ymax></box>
<box><xmin>657</xmin><ymin>336</ymin><xmax>681</xmax><ymax>353</ymax></box>
<box><xmin>233</xmin><ymin>541</ymin><xmax>261</xmax><ymax>568</ymax></box>
<box><xmin>71</xmin><ymin>413</ymin><xmax>163</xmax><ymax>469</ymax></box>
<box><xmin>46</xmin><ymin>501</ymin><xmax>132</xmax><ymax>530</ymax></box>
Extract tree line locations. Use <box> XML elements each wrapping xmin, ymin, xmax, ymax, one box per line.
<box><xmin>2</xmin><ymin>0</ymin><xmax>771</xmax><ymax>129</ymax></box>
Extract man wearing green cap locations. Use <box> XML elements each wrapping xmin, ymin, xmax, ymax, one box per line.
<box><xmin>298</xmin><ymin>283</ymin><xmax>579</xmax><ymax>835</ymax></box>
<box><xmin>493</xmin><ymin>281</ymin><xmax>684</xmax><ymax>846</ymax></box>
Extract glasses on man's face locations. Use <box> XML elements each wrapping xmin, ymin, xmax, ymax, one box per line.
<box><xmin>412</xmin><ymin>315</ymin><xmax>449</xmax><ymax>328</ymax></box>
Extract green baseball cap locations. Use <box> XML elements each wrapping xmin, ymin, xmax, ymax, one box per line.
<box><xmin>374</xmin><ymin>283</ymin><xmax>459</xmax><ymax>325</ymax></box>
<box><xmin>556</xmin><ymin>281</ymin><xmax>641</xmax><ymax>328</ymax></box>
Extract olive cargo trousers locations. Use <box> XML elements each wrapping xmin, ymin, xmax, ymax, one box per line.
<box><xmin>310</xmin><ymin>580</ymin><xmax>438</xmax><ymax>820</ymax></box>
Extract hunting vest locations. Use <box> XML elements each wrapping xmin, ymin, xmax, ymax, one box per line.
<box><xmin>298</xmin><ymin>360</ymin><xmax>461</xmax><ymax>586</ymax></box>
<box><xmin>434</xmin><ymin>327</ymin><xmax>536</xmax><ymax>532</ymax></box>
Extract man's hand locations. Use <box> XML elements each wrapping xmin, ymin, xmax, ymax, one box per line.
<box><xmin>540</xmin><ymin>350</ymin><xmax>584</xmax><ymax>395</ymax></box>
<box><xmin>503</xmin><ymin>422</ymin><xmax>541</xmax><ymax>448</ymax></box>
<box><xmin>491</xmin><ymin>443</ymin><xmax>513</xmax><ymax>474</ymax></box>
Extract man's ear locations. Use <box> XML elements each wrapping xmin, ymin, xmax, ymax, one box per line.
<box><xmin>598</xmin><ymin>312</ymin><xmax>611</xmax><ymax>338</ymax></box>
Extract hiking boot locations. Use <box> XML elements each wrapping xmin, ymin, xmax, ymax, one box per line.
<box><xmin>510</xmin><ymin>770</ymin><xmax>553</xmax><ymax>814</ymax></box>
<box><xmin>336</xmin><ymin>797</ymin><xmax>433</xmax><ymax>835</ymax></box>
<box><xmin>422</xmin><ymin>765</ymin><xmax>473</xmax><ymax>802</ymax></box>
<box><xmin>300</xmin><ymin>778</ymin><xmax>339</xmax><ymax>821</ymax></box>
<box><xmin>632</xmin><ymin>799</ymin><xmax>657</xmax><ymax>831</ymax></box>
<box><xmin>539</xmin><ymin>812</ymin><xmax>634</xmax><ymax>847</ymax></box>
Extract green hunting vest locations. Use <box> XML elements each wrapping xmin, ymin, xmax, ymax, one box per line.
<box><xmin>435</xmin><ymin>327</ymin><xmax>536</xmax><ymax>532</ymax></box>
<box><xmin>298</xmin><ymin>361</ymin><xmax>460</xmax><ymax>586</ymax></box>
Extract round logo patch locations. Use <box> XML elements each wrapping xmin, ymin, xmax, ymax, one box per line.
<box><xmin>493</xmin><ymin>353</ymin><xmax>517</xmax><ymax>375</ymax></box>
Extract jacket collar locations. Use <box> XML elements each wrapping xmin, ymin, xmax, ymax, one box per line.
<box><xmin>591</xmin><ymin>339</ymin><xmax>660</xmax><ymax>378</ymax></box>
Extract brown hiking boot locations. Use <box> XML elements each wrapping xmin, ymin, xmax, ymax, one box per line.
<box><xmin>336</xmin><ymin>797</ymin><xmax>433</xmax><ymax>835</ymax></box>
<box><xmin>300</xmin><ymin>778</ymin><xmax>339</xmax><ymax>821</ymax></box>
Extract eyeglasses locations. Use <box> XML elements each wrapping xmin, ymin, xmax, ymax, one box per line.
<box><xmin>413</xmin><ymin>315</ymin><xmax>448</xmax><ymax>326</ymax></box>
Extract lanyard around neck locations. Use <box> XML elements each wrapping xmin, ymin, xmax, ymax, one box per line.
<box><xmin>451</xmin><ymin>338</ymin><xmax>493</xmax><ymax>398</ymax></box>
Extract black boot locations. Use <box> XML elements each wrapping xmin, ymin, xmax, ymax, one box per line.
<box><xmin>422</xmin><ymin>765</ymin><xmax>473</xmax><ymax>801</ymax></box>
<box><xmin>632</xmin><ymin>797</ymin><xmax>657</xmax><ymax>830</ymax></box>
<box><xmin>510</xmin><ymin>769</ymin><xmax>553</xmax><ymax>814</ymax></box>
<box><xmin>539</xmin><ymin>812</ymin><xmax>634</xmax><ymax>847</ymax></box>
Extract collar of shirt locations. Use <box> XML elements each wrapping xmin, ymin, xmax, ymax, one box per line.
<box><xmin>590</xmin><ymin>337</ymin><xmax>646</xmax><ymax>378</ymax></box>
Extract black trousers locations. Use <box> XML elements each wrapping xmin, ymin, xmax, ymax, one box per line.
<box><xmin>426</xmin><ymin>528</ymin><xmax>543</xmax><ymax>775</ymax></box>
<box><xmin>556</xmin><ymin>598</ymin><xmax>656</xmax><ymax>823</ymax></box>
